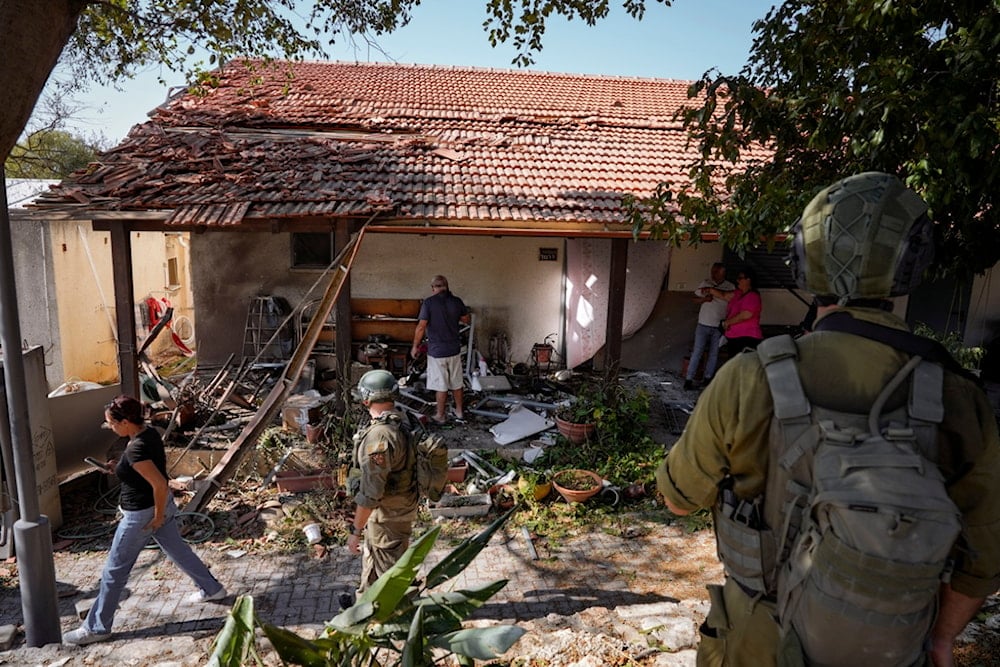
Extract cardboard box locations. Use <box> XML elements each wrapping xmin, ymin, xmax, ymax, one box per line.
<box><xmin>282</xmin><ymin>395</ymin><xmax>321</xmax><ymax>432</ymax></box>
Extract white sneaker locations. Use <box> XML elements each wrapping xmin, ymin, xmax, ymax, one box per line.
<box><xmin>188</xmin><ymin>586</ymin><xmax>227</xmax><ymax>603</ymax></box>
<box><xmin>64</xmin><ymin>626</ymin><xmax>111</xmax><ymax>646</ymax></box>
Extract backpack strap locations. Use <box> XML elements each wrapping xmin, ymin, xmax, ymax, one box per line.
<box><xmin>757</xmin><ymin>335</ymin><xmax>810</xmax><ymax>420</ymax></box>
<box><xmin>757</xmin><ymin>335</ymin><xmax>816</xmax><ymax>578</ymax></box>
<box><xmin>757</xmin><ymin>335</ymin><xmax>813</xmax><ymax>472</ymax></box>
<box><xmin>907</xmin><ymin>359</ymin><xmax>945</xmax><ymax>463</ymax></box>
<box><xmin>910</xmin><ymin>360</ymin><xmax>944</xmax><ymax>423</ymax></box>
<box><xmin>814</xmin><ymin>311</ymin><xmax>977</xmax><ymax>384</ymax></box>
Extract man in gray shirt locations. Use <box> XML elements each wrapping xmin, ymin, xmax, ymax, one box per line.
<box><xmin>684</xmin><ymin>262</ymin><xmax>733</xmax><ymax>390</ymax></box>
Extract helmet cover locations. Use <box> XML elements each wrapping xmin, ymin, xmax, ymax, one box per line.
<box><xmin>356</xmin><ymin>369</ymin><xmax>399</xmax><ymax>404</ymax></box>
<box><xmin>788</xmin><ymin>172</ymin><xmax>934</xmax><ymax>302</ymax></box>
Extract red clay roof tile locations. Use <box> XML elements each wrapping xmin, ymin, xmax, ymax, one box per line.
<box><xmin>35</xmin><ymin>60</ymin><xmax>754</xmax><ymax>231</ymax></box>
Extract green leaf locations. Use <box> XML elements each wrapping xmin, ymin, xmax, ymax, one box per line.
<box><xmin>330</xmin><ymin>526</ymin><xmax>440</xmax><ymax>631</ymax></box>
<box><xmin>430</xmin><ymin>625</ymin><xmax>527</xmax><ymax>660</ymax></box>
<box><xmin>401</xmin><ymin>603</ymin><xmax>426</xmax><ymax>667</ymax></box>
<box><xmin>423</xmin><ymin>508</ymin><xmax>515</xmax><ymax>589</ymax></box>
<box><xmin>371</xmin><ymin>581</ymin><xmax>511</xmax><ymax>638</ymax></box>
<box><xmin>207</xmin><ymin>595</ymin><xmax>257</xmax><ymax>667</ymax></box>
<box><xmin>261</xmin><ymin>623</ymin><xmax>335</xmax><ymax>667</ymax></box>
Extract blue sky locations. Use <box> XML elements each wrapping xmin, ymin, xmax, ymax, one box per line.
<box><xmin>66</xmin><ymin>0</ymin><xmax>775</xmax><ymax>144</ymax></box>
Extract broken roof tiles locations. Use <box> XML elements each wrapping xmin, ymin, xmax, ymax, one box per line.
<box><xmin>34</xmin><ymin>60</ymin><xmax>747</xmax><ymax>230</ymax></box>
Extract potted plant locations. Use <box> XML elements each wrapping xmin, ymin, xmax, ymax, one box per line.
<box><xmin>516</xmin><ymin>469</ymin><xmax>552</xmax><ymax>501</ymax></box>
<box><xmin>551</xmin><ymin>468</ymin><xmax>603</xmax><ymax>503</ymax></box>
<box><xmin>489</xmin><ymin>483</ymin><xmax>519</xmax><ymax>510</ymax></box>
<box><xmin>554</xmin><ymin>385</ymin><xmax>605</xmax><ymax>443</ymax></box>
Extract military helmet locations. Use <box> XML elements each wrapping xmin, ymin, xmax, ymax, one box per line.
<box><xmin>787</xmin><ymin>172</ymin><xmax>935</xmax><ymax>303</ymax></box>
<box><xmin>356</xmin><ymin>369</ymin><xmax>398</xmax><ymax>404</ymax></box>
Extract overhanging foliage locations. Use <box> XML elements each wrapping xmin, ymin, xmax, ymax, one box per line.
<box><xmin>635</xmin><ymin>1</ymin><xmax>1000</xmax><ymax>279</ymax></box>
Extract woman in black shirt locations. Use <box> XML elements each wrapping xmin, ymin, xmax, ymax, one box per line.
<box><xmin>64</xmin><ymin>395</ymin><xmax>227</xmax><ymax>646</ymax></box>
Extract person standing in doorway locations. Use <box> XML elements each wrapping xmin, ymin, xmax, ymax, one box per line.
<box><xmin>684</xmin><ymin>262</ymin><xmax>734</xmax><ymax>390</ymax></box>
<box><xmin>64</xmin><ymin>395</ymin><xmax>226</xmax><ymax>646</ymax></box>
<box><xmin>412</xmin><ymin>275</ymin><xmax>469</xmax><ymax>424</ymax></box>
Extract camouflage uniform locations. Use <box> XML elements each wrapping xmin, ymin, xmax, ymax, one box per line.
<box><xmin>351</xmin><ymin>409</ymin><xmax>419</xmax><ymax>593</ymax></box>
<box><xmin>656</xmin><ymin>307</ymin><xmax>1000</xmax><ymax>666</ymax></box>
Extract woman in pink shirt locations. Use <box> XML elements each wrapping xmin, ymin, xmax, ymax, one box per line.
<box><xmin>709</xmin><ymin>267</ymin><xmax>763</xmax><ymax>360</ymax></box>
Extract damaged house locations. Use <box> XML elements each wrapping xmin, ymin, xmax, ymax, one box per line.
<box><xmin>20</xmin><ymin>60</ymin><xmax>1000</xmax><ymax>436</ymax></box>
<box><xmin>26</xmin><ymin>60</ymin><xmax>772</xmax><ymax>385</ymax></box>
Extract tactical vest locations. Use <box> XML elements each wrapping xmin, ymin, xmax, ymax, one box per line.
<box><xmin>714</xmin><ymin>335</ymin><xmax>961</xmax><ymax>666</ymax></box>
<box><xmin>351</xmin><ymin>412</ymin><xmax>417</xmax><ymax>497</ymax></box>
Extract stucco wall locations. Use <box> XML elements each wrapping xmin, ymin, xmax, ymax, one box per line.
<box><xmin>11</xmin><ymin>217</ymin><xmax>195</xmax><ymax>389</ymax></box>
<box><xmin>10</xmin><ymin>215</ymin><xmax>63</xmax><ymax>384</ymax></box>
<box><xmin>191</xmin><ymin>231</ymin><xmax>566</xmax><ymax>369</ymax></box>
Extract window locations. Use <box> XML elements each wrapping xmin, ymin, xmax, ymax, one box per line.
<box><xmin>723</xmin><ymin>244</ymin><xmax>795</xmax><ymax>289</ymax></box>
<box><xmin>291</xmin><ymin>232</ymin><xmax>335</xmax><ymax>269</ymax></box>
<box><xmin>165</xmin><ymin>257</ymin><xmax>180</xmax><ymax>288</ymax></box>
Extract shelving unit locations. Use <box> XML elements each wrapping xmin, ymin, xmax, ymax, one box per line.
<box><xmin>299</xmin><ymin>298</ymin><xmax>422</xmax><ymax>374</ymax></box>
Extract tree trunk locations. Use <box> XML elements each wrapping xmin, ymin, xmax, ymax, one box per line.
<box><xmin>0</xmin><ymin>0</ymin><xmax>85</xmax><ymax>159</ymax></box>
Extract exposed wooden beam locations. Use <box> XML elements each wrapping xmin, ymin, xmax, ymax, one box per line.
<box><xmin>109</xmin><ymin>225</ymin><xmax>139</xmax><ymax>398</ymax></box>
<box><xmin>602</xmin><ymin>238</ymin><xmax>628</xmax><ymax>378</ymax></box>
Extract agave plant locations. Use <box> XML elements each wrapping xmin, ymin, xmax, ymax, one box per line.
<box><xmin>208</xmin><ymin>509</ymin><xmax>523</xmax><ymax>666</ymax></box>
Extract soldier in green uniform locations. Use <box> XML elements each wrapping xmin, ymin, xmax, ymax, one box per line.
<box><xmin>344</xmin><ymin>369</ymin><xmax>418</xmax><ymax>608</ymax></box>
<box><xmin>656</xmin><ymin>173</ymin><xmax>1000</xmax><ymax>666</ymax></box>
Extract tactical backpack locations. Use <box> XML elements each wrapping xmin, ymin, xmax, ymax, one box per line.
<box><xmin>413</xmin><ymin>430</ymin><xmax>448</xmax><ymax>502</ymax></box>
<box><xmin>348</xmin><ymin>414</ymin><xmax>449</xmax><ymax>502</ymax></box>
<box><xmin>715</xmin><ymin>334</ymin><xmax>962</xmax><ymax>667</ymax></box>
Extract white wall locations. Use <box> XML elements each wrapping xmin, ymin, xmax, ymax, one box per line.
<box><xmin>667</xmin><ymin>243</ymin><xmax>814</xmax><ymax>327</ymax></box>
<box><xmin>354</xmin><ymin>234</ymin><xmax>565</xmax><ymax>365</ymax></box>
<box><xmin>192</xmin><ymin>231</ymin><xmax>566</xmax><ymax>368</ymax></box>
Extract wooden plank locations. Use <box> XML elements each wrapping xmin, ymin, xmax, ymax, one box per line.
<box><xmin>109</xmin><ymin>225</ymin><xmax>139</xmax><ymax>398</ymax></box>
<box><xmin>350</xmin><ymin>319</ymin><xmax>418</xmax><ymax>343</ymax></box>
<box><xmin>186</xmin><ymin>225</ymin><xmax>369</xmax><ymax>512</ymax></box>
<box><xmin>350</xmin><ymin>298</ymin><xmax>422</xmax><ymax>318</ymax></box>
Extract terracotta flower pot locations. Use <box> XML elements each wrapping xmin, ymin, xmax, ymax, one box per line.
<box><xmin>552</xmin><ymin>469</ymin><xmax>603</xmax><ymax>504</ymax></box>
<box><xmin>275</xmin><ymin>470</ymin><xmax>336</xmax><ymax>493</ymax></box>
<box><xmin>554</xmin><ymin>416</ymin><xmax>596</xmax><ymax>444</ymax></box>
<box><xmin>447</xmin><ymin>460</ymin><xmax>469</xmax><ymax>483</ymax></box>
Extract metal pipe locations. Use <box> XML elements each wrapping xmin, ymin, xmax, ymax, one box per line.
<box><xmin>399</xmin><ymin>388</ymin><xmax>434</xmax><ymax>406</ymax></box>
<box><xmin>0</xmin><ymin>171</ymin><xmax>61</xmax><ymax>645</ymax></box>
<box><xmin>483</xmin><ymin>395</ymin><xmax>567</xmax><ymax>411</ymax></box>
<box><xmin>521</xmin><ymin>526</ymin><xmax>539</xmax><ymax>560</ymax></box>
<box><xmin>468</xmin><ymin>407</ymin><xmax>508</xmax><ymax>420</ymax></box>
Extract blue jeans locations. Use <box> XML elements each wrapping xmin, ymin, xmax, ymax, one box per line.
<box><xmin>687</xmin><ymin>323</ymin><xmax>723</xmax><ymax>382</ymax></box>
<box><xmin>83</xmin><ymin>500</ymin><xmax>222</xmax><ymax>634</ymax></box>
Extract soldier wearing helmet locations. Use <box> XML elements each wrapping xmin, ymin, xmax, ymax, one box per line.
<box><xmin>342</xmin><ymin>370</ymin><xmax>418</xmax><ymax>609</ymax></box>
<box><xmin>655</xmin><ymin>173</ymin><xmax>1000</xmax><ymax>666</ymax></box>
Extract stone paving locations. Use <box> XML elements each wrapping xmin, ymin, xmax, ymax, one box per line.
<box><xmin>0</xmin><ymin>514</ymin><xmax>716</xmax><ymax>665</ymax></box>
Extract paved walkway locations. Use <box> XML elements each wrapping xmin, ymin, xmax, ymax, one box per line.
<box><xmin>0</xmin><ymin>515</ymin><xmax>717</xmax><ymax>665</ymax></box>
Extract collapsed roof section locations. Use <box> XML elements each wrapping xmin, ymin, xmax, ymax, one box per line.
<box><xmin>30</xmin><ymin>60</ymin><xmax>720</xmax><ymax>234</ymax></box>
